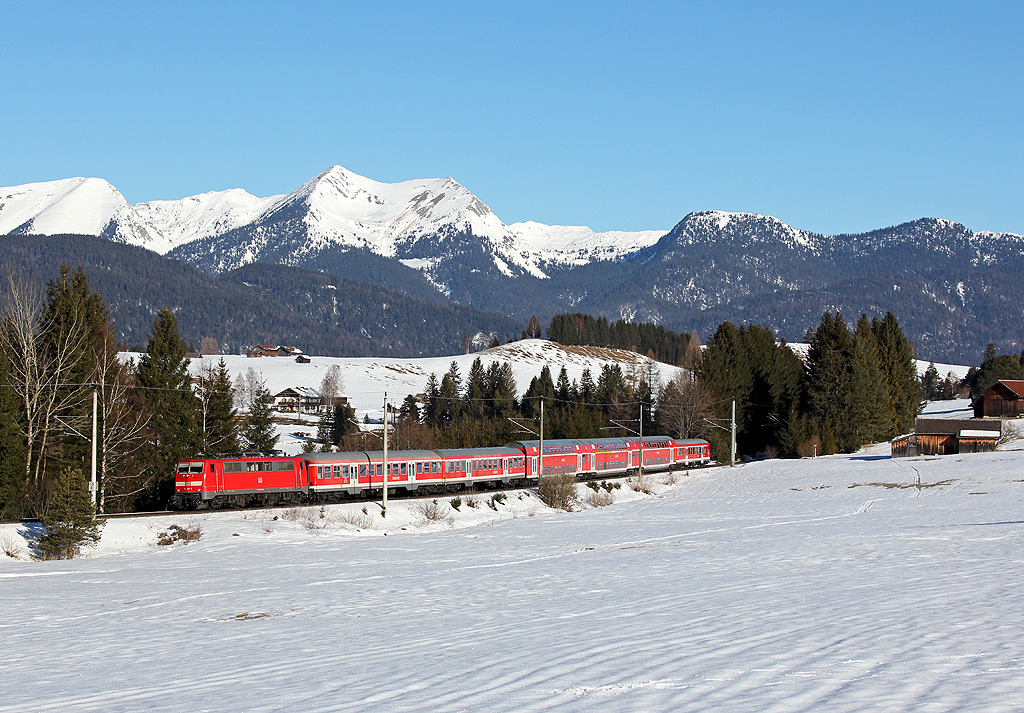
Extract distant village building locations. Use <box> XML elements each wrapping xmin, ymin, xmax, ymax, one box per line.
<box><xmin>973</xmin><ymin>380</ymin><xmax>1024</xmax><ymax>419</ymax></box>
<box><xmin>247</xmin><ymin>345</ymin><xmax>304</xmax><ymax>358</ymax></box>
<box><xmin>272</xmin><ymin>387</ymin><xmax>325</xmax><ymax>414</ymax></box>
<box><xmin>295</xmin><ymin>354</ymin><xmax>311</xmax><ymax>363</ymax></box>
<box><xmin>891</xmin><ymin>418</ymin><xmax>1001</xmax><ymax>458</ymax></box>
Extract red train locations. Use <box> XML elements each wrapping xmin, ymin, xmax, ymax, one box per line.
<box><xmin>170</xmin><ymin>436</ymin><xmax>711</xmax><ymax>509</ymax></box>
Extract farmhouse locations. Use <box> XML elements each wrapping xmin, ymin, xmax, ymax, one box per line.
<box><xmin>891</xmin><ymin>417</ymin><xmax>1001</xmax><ymax>458</ymax></box>
<box><xmin>248</xmin><ymin>345</ymin><xmax>304</xmax><ymax>358</ymax></box>
<box><xmin>272</xmin><ymin>387</ymin><xmax>323</xmax><ymax>414</ymax></box>
<box><xmin>973</xmin><ymin>380</ymin><xmax>1024</xmax><ymax>418</ymax></box>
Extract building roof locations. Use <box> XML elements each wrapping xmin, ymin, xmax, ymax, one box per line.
<box><xmin>992</xmin><ymin>380</ymin><xmax>1024</xmax><ymax>398</ymax></box>
<box><xmin>959</xmin><ymin>430</ymin><xmax>1001</xmax><ymax>439</ymax></box>
<box><xmin>914</xmin><ymin>418</ymin><xmax>1002</xmax><ymax>436</ymax></box>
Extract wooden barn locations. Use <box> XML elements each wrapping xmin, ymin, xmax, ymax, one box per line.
<box><xmin>973</xmin><ymin>380</ymin><xmax>1024</xmax><ymax>418</ymax></box>
<box><xmin>891</xmin><ymin>418</ymin><xmax>1001</xmax><ymax>458</ymax></box>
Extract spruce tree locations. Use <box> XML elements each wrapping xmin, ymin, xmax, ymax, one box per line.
<box><xmin>846</xmin><ymin>327</ymin><xmax>891</xmax><ymax>447</ymax></box>
<box><xmin>37</xmin><ymin>466</ymin><xmax>103</xmax><ymax>559</ymax></box>
<box><xmin>465</xmin><ymin>357</ymin><xmax>487</xmax><ymax>419</ymax></box>
<box><xmin>871</xmin><ymin>312</ymin><xmax>921</xmax><ymax>435</ymax></box>
<box><xmin>805</xmin><ymin>313</ymin><xmax>854</xmax><ymax>454</ymax></box>
<box><xmin>0</xmin><ymin>350</ymin><xmax>27</xmax><ymax>517</ymax></box>
<box><xmin>242</xmin><ymin>380</ymin><xmax>278</xmax><ymax>454</ymax></box>
<box><xmin>135</xmin><ymin>308</ymin><xmax>202</xmax><ymax>499</ymax></box>
<box><xmin>202</xmin><ymin>359</ymin><xmax>238</xmax><ymax>454</ymax></box>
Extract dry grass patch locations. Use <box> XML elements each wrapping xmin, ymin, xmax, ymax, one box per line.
<box><xmin>415</xmin><ymin>499</ymin><xmax>453</xmax><ymax>525</ymax></box>
<box><xmin>539</xmin><ymin>474</ymin><xmax>578</xmax><ymax>511</ymax></box>
<box><xmin>157</xmin><ymin>522</ymin><xmax>202</xmax><ymax>546</ymax></box>
<box><xmin>628</xmin><ymin>473</ymin><xmax>656</xmax><ymax>495</ymax></box>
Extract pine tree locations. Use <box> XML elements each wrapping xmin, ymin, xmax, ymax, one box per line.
<box><xmin>400</xmin><ymin>394</ymin><xmax>421</xmax><ymax>423</ymax></box>
<box><xmin>846</xmin><ymin>325</ymin><xmax>891</xmax><ymax>447</ymax></box>
<box><xmin>872</xmin><ymin>312</ymin><xmax>921</xmax><ymax>435</ymax></box>
<box><xmin>37</xmin><ymin>466</ymin><xmax>103</xmax><ymax>559</ymax></box>
<box><xmin>805</xmin><ymin>313</ymin><xmax>854</xmax><ymax>454</ymax></box>
<box><xmin>422</xmin><ymin>372</ymin><xmax>440</xmax><ymax>427</ymax></box>
<box><xmin>135</xmin><ymin>308</ymin><xmax>202</xmax><ymax>500</ymax></box>
<box><xmin>241</xmin><ymin>379</ymin><xmax>278</xmax><ymax>453</ymax></box>
<box><xmin>487</xmin><ymin>362</ymin><xmax>517</xmax><ymax>419</ymax></box>
<box><xmin>0</xmin><ymin>349</ymin><xmax>27</xmax><ymax>517</ymax></box>
<box><xmin>200</xmin><ymin>359</ymin><xmax>238</xmax><ymax>454</ymax></box>
<box><xmin>465</xmin><ymin>357</ymin><xmax>487</xmax><ymax>419</ymax></box>
<box><xmin>921</xmin><ymin>362</ymin><xmax>941</xmax><ymax>401</ymax></box>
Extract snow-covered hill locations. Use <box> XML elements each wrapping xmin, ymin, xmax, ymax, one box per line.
<box><xmin>183</xmin><ymin>338</ymin><xmax>683</xmax><ymax>422</ymax></box>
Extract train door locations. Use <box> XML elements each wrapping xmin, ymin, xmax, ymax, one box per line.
<box><xmin>531</xmin><ymin>456</ymin><xmax>538</xmax><ymax>477</ymax></box>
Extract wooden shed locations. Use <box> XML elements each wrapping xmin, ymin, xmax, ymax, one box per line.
<box><xmin>973</xmin><ymin>380</ymin><xmax>1024</xmax><ymax>418</ymax></box>
<box><xmin>891</xmin><ymin>418</ymin><xmax>1001</xmax><ymax>458</ymax></box>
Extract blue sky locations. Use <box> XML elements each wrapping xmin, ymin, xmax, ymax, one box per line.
<box><xmin>3</xmin><ymin>1</ymin><xmax>1021</xmax><ymax>235</ymax></box>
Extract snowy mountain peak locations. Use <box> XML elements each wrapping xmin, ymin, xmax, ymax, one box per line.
<box><xmin>135</xmin><ymin>188</ymin><xmax>281</xmax><ymax>254</ymax></box>
<box><xmin>673</xmin><ymin>210</ymin><xmax>816</xmax><ymax>250</ymax></box>
<box><xmin>0</xmin><ymin>176</ymin><xmax>168</xmax><ymax>251</ymax></box>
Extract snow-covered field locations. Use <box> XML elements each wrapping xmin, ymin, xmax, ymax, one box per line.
<box><xmin>3</xmin><ymin>439</ymin><xmax>1024</xmax><ymax>712</ymax></box>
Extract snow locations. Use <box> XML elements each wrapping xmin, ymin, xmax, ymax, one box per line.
<box><xmin>4</xmin><ymin>442</ymin><xmax>1024</xmax><ymax>711</ymax></box>
<box><xmin>134</xmin><ymin>188</ymin><xmax>281</xmax><ymax>254</ymax></box>
<box><xmin>1</xmin><ymin>168</ymin><xmax>673</xmax><ymax>279</ymax></box>
<box><xmin>507</xmin><ymin>221</ymin><xmax>667</xmax><ymax>267</ymax></box>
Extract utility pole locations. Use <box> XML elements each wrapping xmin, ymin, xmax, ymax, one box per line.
<box><xmin>539</xmin><ymin>400</ymin><xmax>544</xmax><ymax>478</ymax></box>
<box><xmin>638</xmin><ymin>400</ymin><xmax>644</xmax><ymax>475</ymax></box>
<box><xmin>382</xmin><ymin>393</ymin><xmax>388</xmax><ymax>517</ymax></box>
<box><xmin>91</xmin><ymin>388</ymin><xmax>98</xmax><ymax>508</ymax></box>
<box><xmin>730</xmin><ymin>398</ymin><xmax>737</xmax><ymax>467</ymax></box>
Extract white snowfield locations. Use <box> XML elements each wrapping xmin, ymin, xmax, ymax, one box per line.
<box><xmin>3</xmin><ymin>438</ymin><xmax>1024</xmax><ymax>712</ymax></box>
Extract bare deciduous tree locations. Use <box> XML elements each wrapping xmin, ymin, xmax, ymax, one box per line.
<box><xmin>0</xmin><ymin>268</ymin><xmax>88</xmax><ymax>494</ymax></box>
<box><xmin>92</xmin><ymin>339</ymin><xmax>150</xmax><ymax>513</ymax></box>
<box><xmin>319</xmin><ymin>364</ymin><xmax>343</xmax><ymax>410</ymax></box>
<box><xmin>657</xmin><ymin>372</ymin><xmax>714</xmax><ymax>440</ymax></box>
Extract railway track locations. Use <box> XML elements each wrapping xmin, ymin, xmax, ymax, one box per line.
<box><xmin>0</xmin><ymin>465</ymin><xmax>710</xmax><ymax>525</ymax></box>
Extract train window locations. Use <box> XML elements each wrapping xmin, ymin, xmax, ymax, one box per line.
<box><xmin>376</xmin><ymin>464</ymin><xmax>382</xmax><ymax>477</ymax></box>
<box><xmin>417</xmin><ymin>462</ymin><xmax>423</xmax><ymax>475</ymax></box>
<box><xmin>359</xmin><ymin>465</ymin><xmax>367</xmax><ymax>479</ymax></box>
<box><xmin>400</xmin><ymin>463</ymin><xmax>407</xmax><ymax>476</ymax></box>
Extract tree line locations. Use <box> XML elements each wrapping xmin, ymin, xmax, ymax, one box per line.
<box><xmin>543</xmin><ymin>313</ymin><xmax>698</xmax><ymax>366</ymax></box>
<box><xmin>0</xmin><ymin>265</ymin><xmax>278</xmax><ymax>521</ymax></box>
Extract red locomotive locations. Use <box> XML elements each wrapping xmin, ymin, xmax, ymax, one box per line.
<box><xmin>170</xmin><ymin>436</ymin><xmax>711</xmax><ymax>509</ymax></box>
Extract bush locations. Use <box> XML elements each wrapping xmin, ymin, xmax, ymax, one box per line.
<box><xmin>451</xmin><ymin>496</ymin><xmax>462</xmax><ymax>510</ymax></box>
<box><xmin>628</xmin><ymin>473</ymin><xmax>655</xmax><ymax>495</ymax></box>
<box><xmin>538</xmin><ymin>473</ymin><xmax>578</xmax><ymax>511</ymax></box>
<box><xmin>585</xmin><ymin>489</ymin><xmax>613</xmax><ymax>508</ymax></box>
<box><xmin>37</xmin><ymin>467</ymin><xmax>103</xmax><ymax>560</ymax></box>
<box><xmin>416</xmin><ymin>499</ymin><xmax>451</xmax><ymax>523</ymax></box>
<box><xmin>157</xmin><ymin>523</ymin><xmax>203</xmax><ymax>546</ymax></box>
